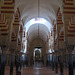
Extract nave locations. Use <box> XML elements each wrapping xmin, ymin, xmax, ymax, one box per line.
<box><xmin>0</xmin><ymin>0</ymin><xmax>75</xmax><ymax>75</ymax></box>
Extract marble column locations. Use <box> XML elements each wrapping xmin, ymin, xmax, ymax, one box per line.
<box><xmin>0</xmin><ymin>55</ymin><xmax>1</xmax><ymax>74</ymax></box>
<box><xmin>19</xmin><ymin>54</ymin><xmax>22</xmax><ymax>70</ymax></box>
<box><xmin>0</xmin><ymin>46</ymin><xmax>7</xmax><ymax>75</ymax></box>
<box><xmin>48</xmin><ymin>54</ymin><xmax>50</xmax><ymax>66</ymax></box>
<box><xmin>44</xmin><ymin>55</ymin><xmax>46</xmax><ymax>66</ymax></box>
<box><xmin>67</xmin><ymin>45</ymin><xmax>74</xmax><ymax>75</ymax></box>
<box><xmin>16</xmin><ymin>54</ymin><xmax>19</xmax><ymax>72</ymax></box>
<box><xmin>52</xmin><ymin>53</ymin><xmax>55</xmax><ymax>71</ymax></box>
<box><xmin>10</xmin><ymin>54</ymin><xmax>14</xmax><ymax>75</ymax></box>
<box><xmin>50</xmin><ymin>53</ymin><xmax>52</xmax><ymax>68</ymax></box>
<box><xmin>59</xmin><ymin>51</ymin><xmax>63</xmax><ymax>75</ymax></box>
<box><xmin>55</xmin><ymin>52</ymin><xmax>58</xmax><ymax>73</ymax></box>
<box><xmin>28</xmin><ymin>54</ymin><xmax>30</xmax><ymax>67</ymax></box>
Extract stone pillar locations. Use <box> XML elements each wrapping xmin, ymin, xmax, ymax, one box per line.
<box><xmin>28</xmin><ymin>54</ymin><xmax>30</xmax><ymax>67</ymax></box>
<box><xmin>9</xmin><ymin>54</ymin><xmax>11</xmax><ymax>66</ymax></box>
<box><xmin>10</xmin><ymin>53</ymin><xmax>14</xmax><ymax>75</ymax></box>
<box><xmin>6</xmin><ymin>55</ymin><xmax>8</xmax><ymax>65</ymax></box>
<box><xmin>67</xmin><ymin>45</ymin><xmax>74</xmax><ymax>75</ymax></box>
<box><xmin>44</xmin><ymin>55</ymin><xmax>46</xmax><ymax>66</ymax></box>
<box><xmin>68</xmin><ymin>52</ymin><xmax>73</xmax><ymax>75</ymax></box>
<box><xmin>13</xmin><ymin>54</ymin><xmax>16</xmax><ymax>66</ymax></box>
<box><xmin>19</xmin><ymin>53</ymin><xmax>22</xmax><ymax>70</ymax></box>
<box><xmin>16</xmin><ymin>54</ymin><xmax>19</xmax><ymax>72</ymax></box>
<box><xmin>59</xmin><ymin>51</ymin><xmax>64</xmax><ymax>75</ymax></box>
<box><xmin>0</xmin><ymin>46</ymin><xmax>7</xmax><ymax>75</ymax></box>
<box><xmin>52</xmin><ymin>53</ymin><xmax>55</xmax><ymax>71</ymax></box>
<box><xmin>48</xmin><ymin>54</ymin><xmax>50</xmax><ymax>66</ymax></box>
<box><xmin>65</xmin><ymin>54</ymin><xmax>68</xmax><ymax>67</ymax></box>
<box><xmin>46</xmin><ymin>54</ymin><xmax>48</xmax><ymax>66</ymax></box>
<box><xmin>49</xmin><ymin>54</ymin><xmax>50</xmax><ymax>66</ymax></box>
<box><xmin>50</xmin><ymin>53</ymin><xmax>52</xmax><ymax>68</ymax></box>
<box><xmin>0</xmin><ymin>48</ymin><xmax>2</xmax><ymax>74</ymax></box>
<box><xmin>55</xmin><ymin>52</ymin><xmax>58</xmax><ymax>73</ymax></box>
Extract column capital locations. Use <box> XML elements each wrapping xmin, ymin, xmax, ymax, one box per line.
<box><xmin>54</xmin><ymin>51</ymin><xmax>59</xmax><ymax>56</ymax></box>
<box><xmin>55</xmin><ymin>51</ymin><xmax>59</xmax><ymax>54</ymax></box>
<box><xmin>1</xmin><ymin>45</ymin><xmax>7</xmax><ymax>50</ymax></box>
<box><xmin>1</xmin><ymin>45</ymin><xmax>9</xmax><ymax>54</ymax></box>
<box><xmin>59</xmin><ymin>49</ymin><xmax>65</xmax><ymax>53</ymax></box>
<box><xmin>52</xmin><ymin>52</ymin><xmax>56</xmax><ymax>55</ymax></box>
<box><xmin>10</xmin><ymin>49</ymin><xmax>15</xmax><ymax>54</ymax></box>
<box><xmin>15</xmin><ymin>51</ymin><xmax>20</xmax><ymax>55</ymax></box>
<box><xmin>66</xmin><ymin>45</ymin><xmax>74</xmax><ymax>53</ymax></box>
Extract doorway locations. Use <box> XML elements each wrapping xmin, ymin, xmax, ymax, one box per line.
<box><xmin>34</xmin><ymin>48</ymin><xmax>41</xmax><ymax>62</ymax></box>
<box><xmin>33</xmin><ymin>48</ymin><xmax>43</xmax><ymax>67</ymax></box>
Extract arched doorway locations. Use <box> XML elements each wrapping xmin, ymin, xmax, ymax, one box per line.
<box><xmin>34</xmin><ymin>48</ymin><xmax>41</xmax><ymax>62</ymax></box>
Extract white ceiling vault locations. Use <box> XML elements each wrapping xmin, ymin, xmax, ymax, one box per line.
<box><xmin>14</xmin><ymin>0</ymin><xmax>63</xmax><ymax>42</ymax></box>
<box><xmin>28</xmin><ymin>24</ymin><xmax>49</xmax><ymax>42</ymax></box>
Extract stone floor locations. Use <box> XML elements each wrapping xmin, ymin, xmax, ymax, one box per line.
<box><xmin>4</xmin><ymin>62</ymin><xmax>75</xmax><ymax>75</ymax></box>
<box><xmin>21</xmin><ymin>67</ymin><xmax>59</xmax><ymax>75</ymax></box>
<box><xmin>5</xmin><ymin>66</ymin><xmax>59</xmax><ymax>75</ymax></box>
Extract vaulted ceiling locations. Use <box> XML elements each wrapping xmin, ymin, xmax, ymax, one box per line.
<box><xmin>14</xmin><ymin>0</ymin><xmax>63</xmax><ymax>42</ymax></box>
<box><xmin>15</xmin><ymin>0</ymin><xmax>63</xmax><ymax>23</ymax></box>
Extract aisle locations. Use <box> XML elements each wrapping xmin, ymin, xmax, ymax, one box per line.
<box><xmin>21</xmin><ymin>62</ymin><xmax>59</xmax><ymax>75</ymax></box>
<box><xmin>4</xmin><ymin>62</ymin><xmax>75</xmax><ymax>75</ymax></box>
<box><xmin>5</xmin><ymin>66</ymin><xmax>75</xmax><ymax>75</ymax></box>
<box><xmin>21</xmin><ymin>67</ymin><xmax>59</xmax><ymax>75</ymax></box>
